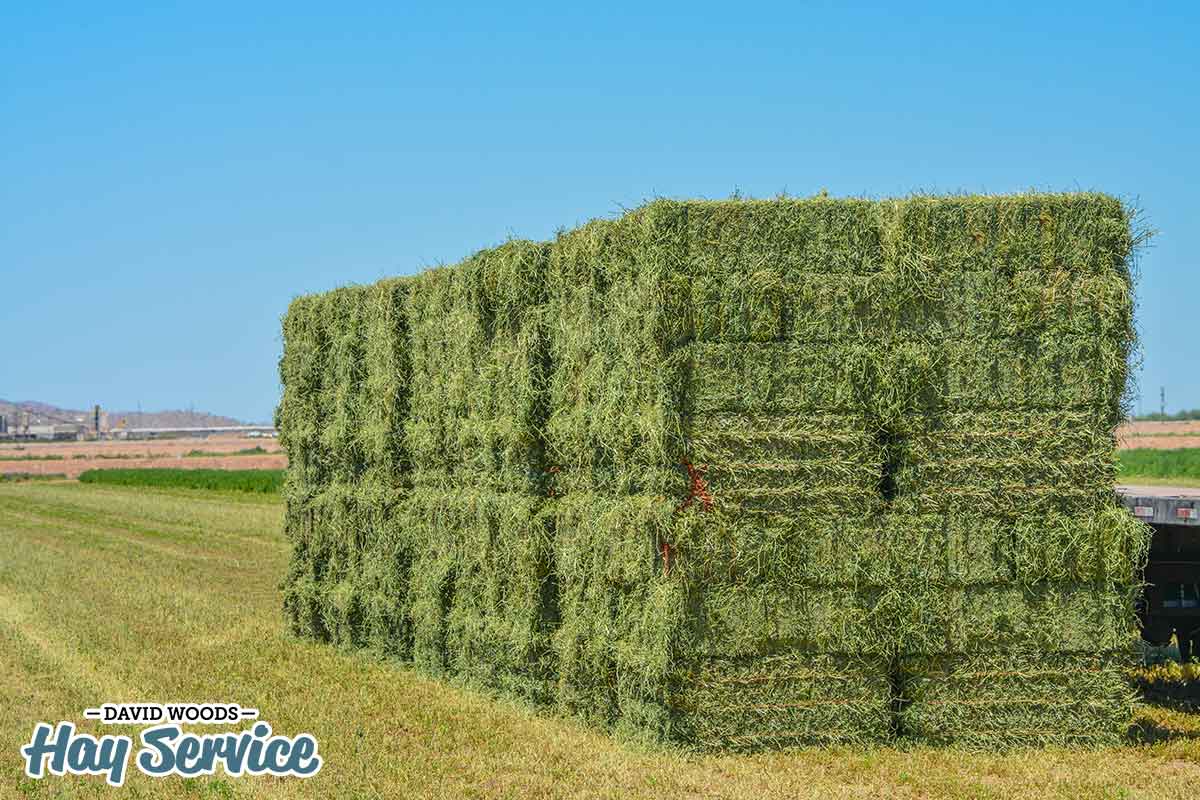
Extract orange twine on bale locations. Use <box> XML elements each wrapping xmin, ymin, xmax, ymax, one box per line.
<box><xmin>664</xmin><ymin>461</ymin><xmax>713</xmax><ymax>575</ymax></box>
<box><xmin>680</xmin><ymin>461</ymin><xmax>714</xmax><ymax>512</ymax></box>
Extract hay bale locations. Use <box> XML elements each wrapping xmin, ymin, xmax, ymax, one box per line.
<box><xmin>403</xmin><ymin>241</ymin><xmax>556</xmax><ymax>701</ymax></box>
<box><xmin>899</xmin><ymin>651</ymin><xmax>1138</xmax><ymax>748</ymax></box>
<box><xmin>277</xmin><ymin>192</ymin><xmax>1148</xmax><ymax>750</ymax></box>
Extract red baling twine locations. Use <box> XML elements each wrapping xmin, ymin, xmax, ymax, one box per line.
<box><xmin>679</xmin><ymin>461</ymin><xmax>714</xmax><ymax>512</ymax></box>
<box><xmin>664</xmin><ymin>461</ymin><xmax>713</xmax><ymax>575</ymax></box>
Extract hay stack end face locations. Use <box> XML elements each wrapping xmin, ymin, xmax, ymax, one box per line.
<box><xmin>277</xmin><ymin>193</ymin><xmax>1148</xmax><ymax>750</ymax></box>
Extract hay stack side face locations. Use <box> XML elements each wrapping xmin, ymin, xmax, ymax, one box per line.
<box><xmin>668</xmin><ymin>195</ymin><xmax>1147</xmax><ymax>749</ymax></box>
<box><xmin>276</xmin><ymin>193</ymin><xmax>1148</xmax><ymax>750</ymax></box>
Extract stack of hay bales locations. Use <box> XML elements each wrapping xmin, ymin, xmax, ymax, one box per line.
<box><xmin>277</xmin><ymin>193</ymin><xmax>1149</xmax><ymax>750</ymax></box>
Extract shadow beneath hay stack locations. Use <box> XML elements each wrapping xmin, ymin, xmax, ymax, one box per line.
<box><xmin>1128</xmin><ymin>717</ymin><xmax>1200</xmax><ymax>745</ymax></box>
<box><xmin>1135</xmin><ymin>676</ymin><xmax>1200</xmax><ymax>714</ymax></box>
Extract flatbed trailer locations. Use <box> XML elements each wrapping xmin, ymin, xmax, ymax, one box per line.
<box><xmin>1119</xmin><ymin>485</ymin><xmax>1200</xmax><ymax>660</ymax></box>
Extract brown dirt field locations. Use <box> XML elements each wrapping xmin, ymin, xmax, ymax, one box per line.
<box><xmin>1119</xmin><ymin>421</ymin><xmax>1200</xmax><ymax>450</ymax></box>
<box><xmin>0</xmin><ymin>435</ymin><xmax>287</xmax><ymax>478</ymax></box>
<box><xmin>0</xmin><ymin>433</ymin><xmax>283</xmax><ymax>459</ymax></box>
<box><xmin>0</xmin><ymin>453</ymin><xmax>287</xmax><ymax>479</ymax></box>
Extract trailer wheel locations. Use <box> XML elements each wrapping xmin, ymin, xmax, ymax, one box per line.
<box><xmin>1179</xmin><ymin>629</ymin><xmax>1199</xmax><ymax>664</ymax></box>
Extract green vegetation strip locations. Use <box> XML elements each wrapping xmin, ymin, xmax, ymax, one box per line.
<box><xmin>78</xmin><ymin>468</ymin><xmax>284</xmax><ymax>493</ymax></box>
<box><xmin>0</xmin><ymin>472</ymin><xmax>67</xmax><ymax>482</ymax></box>
<box><xmin>1119</xmin><ymin>448</ymin><xmax>1200</xmax><ymax>483</ymax></box>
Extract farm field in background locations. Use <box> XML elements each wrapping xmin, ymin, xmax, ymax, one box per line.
<box><xmin>0</xmin><ymin>434</ymin><xmax>286</xmax><ymax>479</ymax></box>
<box><xmin>1</xmin><ymin>481</ymin><xmax>1199</xmax><ymax>799</ymax></box>
<box><xmin>1119</xmin><ymin>421</ymin><xmax>1200</xmax><ymax>451</ymax></box>
<box><xmin>78</xmin><ymin>467</ymin><xmax>285</xmax><ymax>493</ymax></box>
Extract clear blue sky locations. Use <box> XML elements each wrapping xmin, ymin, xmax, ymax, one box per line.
<box><xmin>2</xmin><ymin>2</ymin><xmax>1196</xmax><ymax>422</ymax></box>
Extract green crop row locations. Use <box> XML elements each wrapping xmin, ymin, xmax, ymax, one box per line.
<box><xmin>78</xmin><ymin>468</ymin><xmax>284</xmax><ymax>493</ymax></box>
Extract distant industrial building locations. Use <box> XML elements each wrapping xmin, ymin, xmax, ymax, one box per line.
<box><xmin>26</xmin><ymin>423</ymin><xmax>88</xmax><ymax>441</ymax></box>
<box><xmin>111</xmin><ymin>425</ymin><xmax>278</xmax><ymax>440</ymax></box>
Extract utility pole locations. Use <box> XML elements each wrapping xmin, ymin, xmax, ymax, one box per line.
<box><xmin>1161</xmin><ymin>386</ymin><xmax>1167</xmax><ymax>419</ymax></box>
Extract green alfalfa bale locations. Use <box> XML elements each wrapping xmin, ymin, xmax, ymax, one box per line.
<box><xmin>280</xmin><ymin>482</ymin><xmax>347</xmax><ymax>644</ymax></box>
<box><xmin>672</xmin><ymin>652</ymin><xmax>893</xmax><ymax>751</ymax></box>
<box><xmin>405</xmin><ymin>240</ymin><xmax>550</xmax><ymax>492</ymax></box>
<box><xmin>1007</xmin><ymin>505</ymin><xmax>1151</xmax><ymax>585</ymax></box>
<box><xmin>307</xmin><ymin>481</ymin><xmax>365</xmax><ymax>647</ymax></box>
<box><xmin>292</xmin><ymin>478</ymin><xmax>402</xmax><ymax>652</ymax></box>
<box><xmin>353</xmin><ymin>479</ymin><xmax>413</xmax><ymax>658</ymax></box>
<box><xmin>685</xmin><ymin>333</ymin><xmax>1124</xmax><ymax>421</ymax></box>
<box><xmin>894</xmin><ymin>409</ymin><xmax>1118</xmax><ymax>466</ymax></box>
<box><xmin>277</xmin><ymin>293</ymin><xmax>332</xmax><ymax>493</ymax></box>
<box><xmin>682</xmin><ymin>196</ymin><xmax>887</xmax><ymax>279</ymax></box>
<box><xmin>685</xmin><ymin>341</ymin><xmax>878</xmax><ymax>417</ymax></box>
<box><xmin>682</xmin><ymin>579</ymin><xmax>1139</xmax><ymax>669</ymax></box>
<box><xmin>552</xmin><ymin>491</ymin><xmax>689</xmax><ymax>738</ymax></box>
<box><xmin>361</xmin><ymin>277</ymin><xmax>414</xmax><ymax>486</ymax></box>
<box><xmin>692</xmin><ymin>582</ymin><xmax>894</xmax><ymax>658</ymax></box>
<box><xmin>679</xmin><ymin>196</ymin><xmax>1134</xmax><ymax>346</ymax></box>
<box><xmin>452</xmin><ymin>310</ymin><xmax>550</xmax><ymax>492</ymax></box>
<box><xmin>545</xmin><ymin>204</ymin><xmax>690</xmax><ymax>496</ymax></box>
<box><xmin>438</xmin><ymin>488</ymin><xmax>556</xmax><ymax>704</ymax></box>
<box><xmin>891</xmin><ymin>428</ymin><xmax>1116</xmax><ymax>513</ymax></box>
<box><xmin>895</xmin><ymin>267</ymin><xmax>1134</xmax><ymax>342</ymax></box>
<box><xmin>676</xmin><ymin>506</ymin><xmax>1148</xmax><ymax>597</ymax></box>
<box><xmin>886</xmin><ymin>407</ymin><xmax>1123</xmax><ymax>518</ymax></box>
<box><xmin>281</xmin><ymin>571</ymin><xmax>325</xmax><ymax>640</ymax></box>
<box><xmin>898</xmin><ymin>650</ymin><xmax>1138</xmax><ymax>749</ymax></box>
<box><xmin>902</xmin><ymin>507</ymin><xmax>1149</xmax><ymax>586</ymax></box>
<box><xmin>686</xmin><ymin>411</ymin><xmax>882</xmax><ymax>478</ymax></box>
<box><xmin>445</xmin><ymin>241</ymin><xmax>549</xmax><ymax>492</ymax></box>
<box><xmin>913</xmin><ymin>333</ymin><xmax>1128</xmax><ymax>415</ymax></box>
<box><xmin>317</xmin><ymin>286</ymin><xmax>371</xmax><ymax>484</ymax></box>
<box><xmin>898</xmin><ymin>581</ymin><xmax>1142</xmax><ymax>656</ymax></box>
<box><xmin>676</xmin><ymin>511</ymin><xmax>885</xmax><ymax>589</ymax></box>
<box><xmin>885</xmin><ymin>193</ymin><xmax>1135</xmax><ymax>278</ymax></box>
<box><xmin>403</xmin><ymin>264</ymin><xmax>459</xmax><ymax>480</ymax></box>
<box><xmin>403</xmin><ymin>488</ymin><xmax>459</xmax><ymax>676</ymax></box>
<box><xmin>687</xmin><ymin>271</ymin><xmax>900</xmax><ymax>343</ymax></box>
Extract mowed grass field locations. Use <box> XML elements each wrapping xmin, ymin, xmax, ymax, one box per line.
<box><xmin>3</xmin><ymin>483</ymin><xmax>1200</xmax><ymax>799</ymax></box>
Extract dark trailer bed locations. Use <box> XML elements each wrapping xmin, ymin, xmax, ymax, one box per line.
<box><xmin>1119</xmin><ymin>485</ymin><xmax>1200</xmax><ymax>660</ymax></box>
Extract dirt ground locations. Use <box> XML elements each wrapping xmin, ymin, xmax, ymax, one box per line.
<box><xmin>0</xmin><ymin>434</ymin><xmax>287</xmax><ymax>478</ymax></box>
<box><xmin>1119</xmin><ymin>420</ymin><xmax>1200</xmax><ymax>450</ymax></box>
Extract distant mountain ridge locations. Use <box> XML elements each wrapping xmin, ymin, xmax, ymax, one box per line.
<box><xmin>0</xmin><ymin>399</ymin><xmax>247</xmax><ymax>429</ymax></box>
